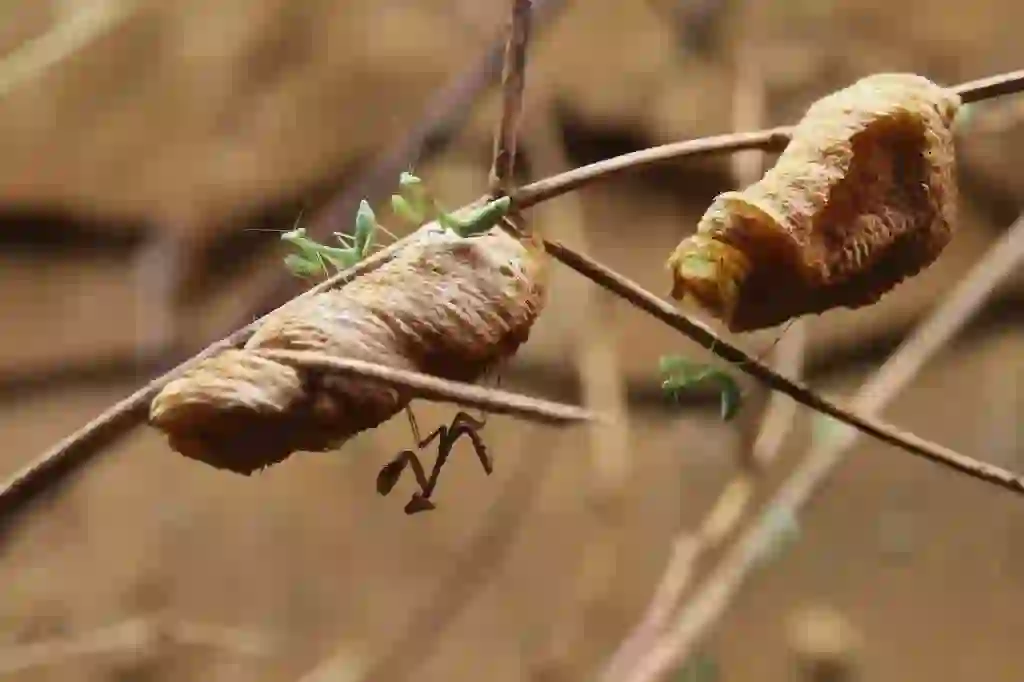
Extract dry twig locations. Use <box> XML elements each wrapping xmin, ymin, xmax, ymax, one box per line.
<box><xmin>489</xmin><ymin>0</ymin><xmax>533</xmax><ymax>195</ymax></box>
<box><xmin>513</xmin><ymin>70</ymin><xmax>1024</xmax><ymax>209</ymax></box>
<box><xmin>256</xmin><ymin>350</ymin><xmax>594</xmax><ymax>426</ymax></box>
<box><xmin>526</xmin><ymin>103</ymin><xmax>632</xmax><ymax>681</ymax></box>
<box><xmin>4</xmin><ymin>70</ymin><xmax>1024</xmax><ymax>535</ymax></box>
<box><xmin>544</xmin><ymin>240</ymin><xmax>1024</xmax><ymax>494</ymax></box>
<box><xmin>0</xmin><ymin>616</ymin><xmax>276</xmax><ymax>676</ymax></box>
<box><xmin>619</xmin><ymin>213</ymin><xmax>1024</xmax><ymax>682</ymax></box>
<box><xmin>0</xmin><ymin>0</ymin><xmax>138</xmax><ymax>97</ymax></box>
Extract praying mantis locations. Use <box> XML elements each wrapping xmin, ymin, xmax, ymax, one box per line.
<box><xmin>281</xmin><ymin>172</ymin><xmax>514</xmax><ymax>514</ymax></box>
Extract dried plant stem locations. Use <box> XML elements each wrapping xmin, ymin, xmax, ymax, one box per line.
<box><xmin>0</xmin><ymin>0</ymin><xmax>138</xmax><ymax>97</ymax></box>
<box><xmin>620</xmin><ymin>213</ymin><xmax>1024</xmax><ymax>682</ymax></box>
<box><xmin>545</xmin><ymin>239</ymin><xmax>1024</xmax><ymax>494</ymax></box>
<box><xmin>256</xmin><ymin>350</ymin><xmax>593</xmax><ymax>426</ymax></box>
<box><xmin>514</xmin><ymin>128</ymin><xmax>792</xmax><ymax>208</ymax></box>
<box><xmin>5</xmin><ymin>69</ymin><xmax>1024</xmax><ymax>536</ymax></box>
<box><xmin>0</xmin><ymin>616</ymin><xmax>275</xmax><ymax>676</ymax></box>
<box><xmin>489</xmin><ymin>0</ymin><xmax>533</xmax><ymax>195</ymax></box>
<box><xmin>512</xmin><ymin>70</ymin><xmax>1024</xmax><ymax>209</ymax></box>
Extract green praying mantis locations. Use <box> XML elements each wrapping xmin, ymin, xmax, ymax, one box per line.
<box><xmin>659</xmin><ymin>354</ymin><xmax>743</xmax><ymax>422</ymax></box>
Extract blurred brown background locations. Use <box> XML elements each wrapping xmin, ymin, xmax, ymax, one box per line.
<box><xmin>1</xmin><ymin>0</ymin><xmax>1022</xmax><ymax>680</ymax></box>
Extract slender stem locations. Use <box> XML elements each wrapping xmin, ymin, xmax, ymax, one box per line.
<box><xmin>489</xmin><ymin>0</ymin><xmax>533</xmax><ymax>195</ymax></box>
<box><xmin>955</xmin><ymin>69</ymin><xmax>1024</xmax><ymax>103</ymax></box>
<box><xmin>513</xmin><ymin>69</ymin><xmax>1024</xmax><ymax>208</ymax></box>
<box><xmin>513</xmin><ymin>128</ymin><xmax>792</xmax><ymax>208</ymax></box>
<box><xmin>256</xmin><ymin>350</ymin><xmax>594</xmax><ymax>426</ymax></box>
<box><xmin>0</xmin><ymin>0</ymin><xmax>137</xmax><ymax>97</ymax></box>
<box><xmin>542</xmin><ymin>238</ymin><xmax>1024</xmax><ymax>496</ymax></box>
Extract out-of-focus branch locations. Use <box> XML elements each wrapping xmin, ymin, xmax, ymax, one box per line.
<box><xmin>618</xmin><ymin>213</ymin><xmax>1024</xmax><ymax>682</ymax></box>
<box><xmin>0</xmin><ymin>0</ymin><xmax>138</xmax><ymax>97</ymax></box>
<box><xmin>0</xmin><ymin>616</ymin><xmax>276</xmax><ymax>676</ymax></box>
<box><xmin>526</xmin><ymin>103</ymin><xmax>632</xmax><ymax>681</ymax></box>
<box><xmin>599</xmin><ymin>21</ymin><xmax>808</xmax><ymax>679</ymax></box>
<box><xmin>489</xmin><ymin>0</ymin><xmax>533</xmax><ymax>195</ymax></box>
<box><xmin>307</xmin><ymin>431</ymin><xmax>555</xmax><ymax>682</ymax></box>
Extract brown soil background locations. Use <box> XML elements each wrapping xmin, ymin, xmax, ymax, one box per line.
<box><xmin>1</xmin><ymin>1</ymin><xmax>1022</xmax><ymax>680</ymax></box>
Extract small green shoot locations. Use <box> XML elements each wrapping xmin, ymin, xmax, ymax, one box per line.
<box><xmin>659</xmin><ymin>355</ymin><xmax>743</xmax><ymax>421</ymax></box>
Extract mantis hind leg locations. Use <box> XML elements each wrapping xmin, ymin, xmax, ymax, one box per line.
<box><xmin>377</xmin><ymin>408</ymin><xmax>493</xmax><ymax>515</ymax></box>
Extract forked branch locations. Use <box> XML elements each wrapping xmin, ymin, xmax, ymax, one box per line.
<box><xmin>4</xmin><ymin>70</ymin><xmax>1024</xmax><ymax>533</ymax></box>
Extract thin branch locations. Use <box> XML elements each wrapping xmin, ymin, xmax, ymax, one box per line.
<box><xmin>256</xmin><ymin>350</ymin><xmax>594</xmax><ymax>426</ymax></box>
<box><xmin>489</xmin><ymin>0</ymin><xmax>533</xmax><ymax>195</ymax></box>
<box><xmin>0</xmin><ymin>0</ymin><xmax>138</xmax><ymax>97</ymax></box>
<box><xmin>0</xmin><ymin>616</ymin><xmax>276</xmax><ymax>676</ymax></box>
<box><xmin>5</xmin><ymin>69</ymin><xmax>1024</xmax><ymax>537</ymax></box>
<box><xmin>526</xmin><ymin>103</ymin><xmax>633</xmax><ymax>681</ymax></box>
<box><xmin>620</xmin><ymin>213</ymin><xmax>1024</xmax><ymax>682</ymax></box>
<box><xmin>514</xmin><ymin>127</ymin><xmax>792</xmax><ymax>208</ymax></box>
<box><xmin>512</xmin><ymin>70</ymin><xmax>1024</xmax><ymax>208</ymax></box>
<box><xmin>543</xmin><ymin>238</ymin><xmax>1024</xmax><ymax>495</ymax></box>
<box><xmin>956</xmin><ymin>69</ymin><xmax>1024</xmax><ymax>104</ymax></box>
